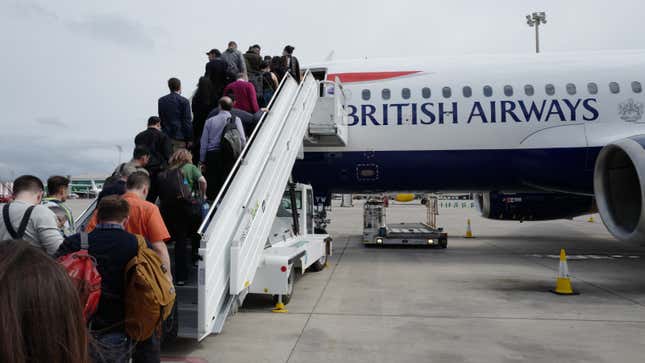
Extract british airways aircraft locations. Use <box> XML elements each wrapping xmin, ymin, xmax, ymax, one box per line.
<box><xmin>293</xmin><ymin>50</ymin><xmax>645</xmax><ymax>244</ymax></box>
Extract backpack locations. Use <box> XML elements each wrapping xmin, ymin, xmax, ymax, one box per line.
<box><xmin>2</xmin><ymin>203</ymin><xmax>35</xmax><ymax>239</ymax></box>
<box><xmin>221</xmin><ymin>117</ymin><xmax>244</xmax><ymax>162</ymax></box>
<box><xmin>57</xmin><ymin>232</ymin><xmax>102</xmax><ymax>322</ymax></box>
<box><xmin>262</xmin><ymin>71</ymin><xmax>275</xmax><ymax>92</ymax></box>
<box><xmin>157</xmin><ymin>166</ymin><xmax>192</xmax><ymax>205</ymax></box>
<box><xmin>124</xmin><ymin>235</ymin><xmax>176</xmax><ymax>341</ymax></box>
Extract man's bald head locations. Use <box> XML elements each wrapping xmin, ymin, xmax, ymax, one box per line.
<box><xmin>219</xmin><ymin>96</ymin><xmax>233</xmax><ymax>111</ymax></box>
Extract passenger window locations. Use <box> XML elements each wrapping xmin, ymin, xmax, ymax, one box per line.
<box><xmin>382</xmin><ymin>88</ymin><xmax>391</xmax><ymax>100</ymax></box>
<box><xmin>442</xmin><ymin>87</ymin><xmax>451</xmax><ymax>98</ymax></box>
<box><xmin>463</xmin><ymin>86</ymin><xmax>472</xmax><ymax>98</ymax></box>
<box><xmin>402</xmin><ymin>88</ymin><xmax>411</xmax><ymax>99</ymax></box>
<box><xmin>587</xmin><ymin>82</ymin><xmax>598</xmax><ymax>95</ymax></box>
<box><xmin>545</xmin><ymin>84</ymin><xmax>555</xmax><ymax>96</ymax></box>
<box><xmin>609</xmin><ymin>82</ymin><xmax>620</xmax><ymax>94</ymax></box>
<box><xmin>361</xmin><ymin>89</ymin><xmax>370</xmax><ymax>101</ymax></box>
<box><xmin>504</xmin><ymin>85</ymin><xmax>513</xmax><ymax>97</ymax></box>
<box><xmin>524</xmin><ymin>85</ymin><xmax>534</xmax><ymax>96</ymax></box>
<box><xmin>483</xmin><ymin>85</ymin><xmax>493</xmax><ymax>97</ymax></box>
<box><xmin>422</xmin><ymin>87</ymin><xmax>431</xmax><ymax>99</ymax></box>
<box><xmin>566</xmin><ymin>83</ymin><xmax>576</xmax><ymax>95</ymax></box>
<box><xmin>632</xmin><ymin>81</ymin><xmax>642</xmax><ymax>93</ymax></box>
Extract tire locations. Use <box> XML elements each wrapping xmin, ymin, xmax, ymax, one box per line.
<box><xmin>439</xmin><ymin>238</ymin><xmax>448</xmax><ymax>249</ymax></box>
<box><xmin>273</xmin><ymin>268</ymin><xmax>295</xmax><ymax>305</ymax></box>
<box><xmin>314</xmin><ymin>227</ymin><xmax>327</xmax><ymax>234</ymax></box>
<box><xmin>308</xmin><ymin>254</ymin><xmax>327</xmax><ymax>272</ymax></box>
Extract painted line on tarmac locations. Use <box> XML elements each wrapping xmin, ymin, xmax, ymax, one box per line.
<box><xmin>527</xmin><ymin>254</ymin><xmax>641</xmax><ymax>260</ymax></box>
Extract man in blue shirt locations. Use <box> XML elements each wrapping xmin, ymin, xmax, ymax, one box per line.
<box><xmin>56</xmin><ymin>195</ymin><xmax>139</xmax><ymax>363</ymax></box>
<box><xmin>158</xmin><ymin>78</ymin><xmax>193</xmax><ymax>152</ymax></box>
<box><xmin>199</xmin><ymin>96</ymin><xmax>246</xmax><ymax>200</ymax></box>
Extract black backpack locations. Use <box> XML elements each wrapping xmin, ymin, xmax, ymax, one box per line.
<box><xmin>2</xmin><ymin>203</ymin><xmax>36</xmax><ymax>239</ymax></box>
<box><xmin>157</xmin><ymin>167</ymin><xmax>192</xmax><ymax>205</ymax></box>
<box><xmin>221</xmin><ymin>117</ymin><xmax>244</xmax><ymax>162</ymax></box>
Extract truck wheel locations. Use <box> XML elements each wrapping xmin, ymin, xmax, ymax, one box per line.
<box><xmin>273</xmin><ymin>268</ymin><xmax>295</xmax><ymax>305</ymax></box>
<box><xmin>314</xmin><ymin>227</ymin><xmax>327</xmax><ymax>234</ymax></box>
<box><xmin>308</xmin><ymin>255</ymin><xmax>327</xmax><ymax>272</ymax></box>
<box><xmin>439</xmin><ymin>239</ymin><xmax>448</xmax><ymax>249</ymax></box>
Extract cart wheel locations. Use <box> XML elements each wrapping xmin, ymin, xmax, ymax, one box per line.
<box><xmin>273</xmin><ymin>268</ymin><xmax>295</xmax><ymax>305</ymax></box>
<box><xmin>439</xmin><ymin>239</ymin><xmax>448</xmax><ymax>249</ymax></box>
<box><xmin>308</xmin><ymin>254</ymin><xmax>327</xmax><ymax>272</ymax></box>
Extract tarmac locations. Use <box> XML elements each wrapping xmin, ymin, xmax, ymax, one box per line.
<box><xmin>68</xmin><ymin>199</ymin><xmax>645</xmax><ymax>363</ymax></box>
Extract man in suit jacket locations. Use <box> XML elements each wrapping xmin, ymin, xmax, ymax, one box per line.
<box><xmin>282</xmin><ymin>45</ymin><xmax>301</xmax><ymax>83</ymax></box>
<box><xmin>158</xmin><ymin>78</ymin><xmax>192</xmax><ymax>152</ymax></box>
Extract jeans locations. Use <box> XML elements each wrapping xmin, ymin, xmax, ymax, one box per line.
<box><xmin>91</xmin><ymin>331</ymin><xmax>132</xmax><ymax>363</ymax></box>
<box><xmin>132</xmin><ymin>333</ymin><xmax>161</xmax><ymax>363</ymax></box>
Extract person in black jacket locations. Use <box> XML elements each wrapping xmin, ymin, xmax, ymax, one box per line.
<box><xmin>282</xmin><ymin>45</ymin><xmax>301</xmax><ymax>83</ymax></box>
<box><xmin>191</xmin><ymin>77</ymin><xmax>216</xmax><ymax>164</ymax></box>
<box><xmin>204</xmin><ymin>49</ymin><xmax>232</xmax><ymax>102</ymax></box>
<box><xmin>134</xmin><ymin>116</ymin><xmax>172</xmax><ymax>203</ymax></box>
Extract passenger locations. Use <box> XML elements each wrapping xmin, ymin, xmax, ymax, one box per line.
<box><xmin>205</xmin><ymin>48</ymin><xmax>232</xmax><ymax>101</ymax></box>
<box><xmin>260</xmin><ymin>61</ymin><xmax>279</xmax><ymax>107</ymax></box>
<box><xmin>0</xmin><ymin>175</ymin><xmax>63</xmax><ymax>255</ymax></box>
<box><xmin>158</xmin><ymin>77</ymin><xmax>193</xmax><ymax>152</ymax></box>
<box><xmin>223</xmin><ymin>73</ymin><xmax>260</xmax><ymax>114</ymax></box>
<box><xmin>86</xmin><ymin>172</ymin><xmax>171</xmax><ymax>362</ymax></box>
<box><xmin>135</xmin><ymin>116</ymin><xmax>173</xmax><ymax>203</ymax></box>
<box><xmin>42</xmin><ymin>175</ymin><xmax>75</xmax><ymax>235</ymax></box>
<box><xmin>0</xmin><ymin>241</ymin><xmax>89</xmax><ymax>363</ymax></box>
<box><xmin>263</xmin><ymin>55</ymin><xmax>272</xmax><ymax>63</ymax></box>
<box><xmin>206</xmin><ymin>103</ymin><xmax>263</xmax><ymax>140</ymax></box>
<box><xmin>220</xmin><ymin>41</ymin><xmax>247</xmax><ymax>81</ymax></box>
<box><xmin>282</xmin><ymin>45</ymin><xmax>301</xmax><ymax>83</ymax></box>
<box><xmin>96</xmin><ymin>175</ymin><xmax>127</xmax><ymax>203</ymax></box>
<box><xmin>48</xmin><ymin>205</ymin><xmax>67</xmax><ymax>235</ymax></box>
<box><xmin>113</xmin><ymin>146</ymin><xmax>151</xmax><ymax>178</ymax></box>
<box><xmin>159</xmin><ymin>148</ymin><xmax>207</xmax><ymax>286</ymax></box>
<box><xmin>55</xmin><ymin>196</ymin><xmax>139</xmax><ymax>363</ymax></box>
<box><xmin>270</xmin><ymin>55</ymin><xmax>286</xmax><ymax>81</ymax></box>
<box><xmin>200</xmin><ymin>97</ymin><xmax>247</xmax><ymax>200</ymax></box>
<box><xmin>191</xmin><ymin>77</ymin><xmax>217</xmax><ymax>165</ymax></box>
<box><xmin>244</xmin><ymin>44</ymin><xmax>264</xmax><ymax>98</ymax></box>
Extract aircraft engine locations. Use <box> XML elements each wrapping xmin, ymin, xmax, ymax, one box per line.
<box><xmin>594</xmin><ymin>136</ymin><xmax>645</xmax><ymax>243</ymax></box>
<box><xmin>475</xmin><ymin>192</ymin><xmax>594</xmax><ymax>221</ymax></box>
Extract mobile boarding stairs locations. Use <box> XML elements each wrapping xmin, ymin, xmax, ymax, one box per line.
<box><xmin>77</xmin><ymin>71</ymin><xmax>348</xmax><ymax>341</ymax></box>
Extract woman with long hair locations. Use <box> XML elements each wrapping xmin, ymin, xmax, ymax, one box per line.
<box><xmin>191</xmin><ymin>77</ymin><xmax>216</xmax><ymax>164</ymax></box>
<box><xmin>160</xmin><ymin>148</ymin><xmax>207</xmax><ymax>285</ymax></box>
<box><xmin>0</xmin><ymin>240</ymin><xmax>89</xmax><ymax>363</ymax></box>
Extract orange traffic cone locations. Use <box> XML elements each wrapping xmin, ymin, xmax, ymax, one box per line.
<box><xmin>465</xmin><ymin>219</ymin><xmax>474</xmax><ymax>238</ymax></box>
<box><xmin>551</xmin><ymin>249</ymin><xmax>578</xmax><ymax>295</ymax></box>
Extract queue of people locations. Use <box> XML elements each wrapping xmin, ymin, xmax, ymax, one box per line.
<box><xmin>0</xmin><ymin>41</ymin><xmax>302</xmax><ymax>363</ymax></box>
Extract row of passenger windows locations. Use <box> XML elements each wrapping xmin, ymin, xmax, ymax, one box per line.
<box><xmin>360</xmin><ymin>81</ymin><xmax>643</xmax><ymax>101</ymax></box>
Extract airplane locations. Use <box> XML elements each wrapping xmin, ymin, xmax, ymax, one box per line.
<box><xmin>292</xmin><ymin>50</ymin><xmax>645</xmax><ymax>244</ymax></box>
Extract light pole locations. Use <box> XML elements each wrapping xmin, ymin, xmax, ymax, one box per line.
<box><xmin>526</xmin><ymin>12</ymin><xmax>547</xmax><ymax>53</ymax></box>
<box><xmin>115</xmin><ymin>145</ymin><xmax>123</xmax><ymax>164</ymax></box>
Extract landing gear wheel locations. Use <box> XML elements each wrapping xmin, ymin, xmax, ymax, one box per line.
<box><xmin>439</xmin><ymin>238</ymin><xmax>448</xmax><ymax>249</ymax></box>
<box><xmin>309</xmin><ymin>254</ymin><xmax>327</xmax><ymax>272</ymax></box>
<box><xmin>273</xmin><ymin>268</ymin><xmax>295</xmax><ymax>305</ymax></box>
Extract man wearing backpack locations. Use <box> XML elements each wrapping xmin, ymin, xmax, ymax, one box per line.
<box><xmin>199</xmin><ymin>96</ymin><xmax>247</xmax><ymax>200</ymax></box>
<box><xmin>113</xmin><ymin>146</ymin><xmax>151</xmax><ymax>179</ymax></box>
<box><xmin>56</xmin><ymin>196</ymin><xmax>139</xmax><ymax>362</ymax></box>
<box><xmin>0</xmin><ymin>175</ymin><xmax>63</xmax><ymax>255</ymax></box>
<box><xmin>42</xmin><ymin>175</ymin><xmax>75</xmax><ymax>235</ymax></box>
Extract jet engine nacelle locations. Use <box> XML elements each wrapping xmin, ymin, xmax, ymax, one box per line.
<box><xmin>594</xmin><ymin>136</ymin><xmax>645</xmax><ymax>243</ymax></box>
<box><xmin>475</xmin><ymin>192</ymin><xmax>594</xmax><ymax>221</ymax></box>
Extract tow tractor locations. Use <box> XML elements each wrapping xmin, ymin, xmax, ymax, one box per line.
<box><xmin>362</xmin><ymin>196</ymin><xmax>448</xmax><ymax>247</ymax></box>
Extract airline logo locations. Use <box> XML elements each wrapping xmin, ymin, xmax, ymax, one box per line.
<box><xmin>619</xmin><ymin>99</ymin><xmax>644</xmax><ymax>123</ymax></box>
<box><xmin>346</xmin><ymin>98</ymin><xmax>600</xmax><ymax>126</ymax></box>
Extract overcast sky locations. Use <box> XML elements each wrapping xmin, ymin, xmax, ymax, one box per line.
<box><xmin>1</xmin><ymin>0</ymin><xmax>644</xmax><ymax>180</ymax></box>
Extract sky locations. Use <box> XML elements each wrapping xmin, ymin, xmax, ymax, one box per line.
<box><xmin>1</xmin><ymin>0</ymin><xmax>645</xmax><ymax>181</ymax></box>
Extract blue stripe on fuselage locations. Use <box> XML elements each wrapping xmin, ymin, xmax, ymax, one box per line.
<box><xmin>292</xmin><ymin>147</ymin><xmax>601</xmax><ymax>197</ymax></box>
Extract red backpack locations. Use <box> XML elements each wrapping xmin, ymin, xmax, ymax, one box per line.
<box><xmin>58</xmin><ymin>232</ymin><xmax>102</xmax><ymax>322</ymax></box>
